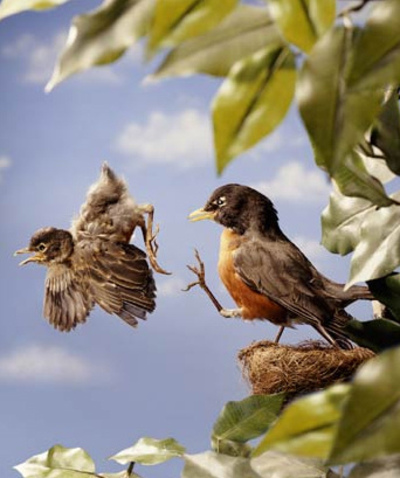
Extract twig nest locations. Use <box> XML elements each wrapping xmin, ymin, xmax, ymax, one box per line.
<box><xmin>238</xmin><ymin>340</ymin><xmax>375</xmax><ymax>401</ymax></box>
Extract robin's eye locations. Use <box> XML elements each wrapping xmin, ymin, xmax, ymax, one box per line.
<box><xmin>215</xmin><ymin>196</ymin><xmax>226</xmax><ymax>207</ymax></box>
<box><xmin>38</xmin><ymin>243</ymin><xmax>46</xmax><ymax>252</ymax></box>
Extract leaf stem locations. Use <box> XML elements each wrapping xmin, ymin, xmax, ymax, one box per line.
<box><xmin>127</xmin><ymin>462</ymin><xmax>135</xmax><ymax>476</ymax></box>
<box><xmin>338</xmin><ymin>0</ymin><xmax>371</xmax><ymax>18</ymax></box>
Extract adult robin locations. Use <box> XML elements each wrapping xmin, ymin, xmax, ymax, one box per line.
<box><xmin>14</xmin><ymin>163</ymin><xmax>169</xmax><ymax>332</ymax></box>
<box><xmin>187</xmin><ymin>183</ymin><xmax>373</xmax><ymax>349</ymax></box>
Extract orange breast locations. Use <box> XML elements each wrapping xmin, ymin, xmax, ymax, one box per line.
<box><xmin>217</xmin><ymin>229</ymin><xmax>287</xmax><ymax>325</ymax></box>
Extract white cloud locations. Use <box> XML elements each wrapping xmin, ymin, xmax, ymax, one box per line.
<box><xmin>0</xmin><ymin>155</ymin><xmax>11</xmax><ymax>181</ymax></box>
<box><xmin>0</xmin><ymin>155</ymin><xmax>11</xmax><ymax>169</ymax></box>
<box><xmin>27</xmin><ymin>32</ymin><xmax>67</xmax><ymax>84</ymax></box>
<box><xmin>248</xmin><ymin>130</ymin><xmax>308</xmax><ymax>161</ymax></box>
<box><xmin>2</xmin><ymin>34</ymin><xmax>35</xmax><ymax>57</ymax></box>
<box><xmin>256</xmin><ymin>129</ymin><xmax>284</xmax><ymax>154</ymax></box>
<box><xmin>0</xmin><ymin>345</ymin><xmax>109</xmax><ymax>385</ymax></box>
<box><xmin>2</xmin><ymin>32</ymin><xmax>123</xmax><ymax>85</ymax></box>
<box><xmin>252</xmin><ymin>161</ymin><xmax>331</xmax><ymax>202</ymax></box>
<box><xmin>157</xmin><ymin>276</ymin><xmax>187</xmax><ymax>297</ymax></box>
<box><xmin>115</xmin><ymin>109</ymin><xmax>213</xmax><ymax>167</ymax></box>
<box><xmin>292</xmin><ymin>236</ymin><xmax>326</xmax><ymax>262</ymax></box>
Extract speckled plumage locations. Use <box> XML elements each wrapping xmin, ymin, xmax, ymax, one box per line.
<box><xmin>15</xmin><ymin>163</ymin><xmax>156</xmax><ymax>332</ymax></box>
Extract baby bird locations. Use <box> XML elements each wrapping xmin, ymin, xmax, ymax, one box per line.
<box><xmin>15</xmin><ymin>163</ymin><xmax>165</xmax><ymax>332</ymax></box>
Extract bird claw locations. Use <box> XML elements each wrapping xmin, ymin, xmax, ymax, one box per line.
<box><xmin>150</xmin><ymin>224</ymin><xmax>160</xmax><ymax>255</ymax></box>
<box><xmin>141</xmin><ymin>206</ymin><xmax>171</xmax><ymax>275</ymax></box>
<box><xmin>184</xmin><ymin>249</ymin><xmax>224</xmax><ymax>314</ymax></box>
<box><xmin>184</xmin><ymin>249</ymin><xmax>206</xmax><ymax>291</ymax></box>
<box><xmin>182</xmin><ymin>280</ymin><xmax>199</xmax><ymax>292</ymax></box>
<box><xmin>146</xmin><ymin>237</ymin><xmax>170</xmax><ymax>275</ymax></box>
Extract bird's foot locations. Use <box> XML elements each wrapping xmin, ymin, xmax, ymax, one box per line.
<box><xmin>184</xmin><ymin>249</ymin><xmax>207</xmax><ymax>291</ymax></box>
<box><xmin>184</xmin><ymin>249</ymin><xmax>225</xmax><ymax>314</ymax></box>
<box><xmin>139</xmin><ymin>203</ymin><xmax>171</xmax><ymax>275</ymax></box>
<box><xmin>219</xmin><ymin>308</ymin><xmax>242</xmax><ymax>318</ymax></box>
<box><xmin>274</xmin><ymin>326</ymin><xmax>285</xmax><ymax>343</ymax></box>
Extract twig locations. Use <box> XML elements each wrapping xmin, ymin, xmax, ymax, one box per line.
<box><xmin>183</xmin><ymin>249</ymin><xmax>224</xmax><ymax>313</ymax></box>
<box><xmin>338</xmin><ymin>0</ymin><xmax>371</xmax><ymax>18</ymax></box>
<box><xmin>127</xmin><ymin>462</ymin><xmax>135</xmax><ymax>477</ymax></box>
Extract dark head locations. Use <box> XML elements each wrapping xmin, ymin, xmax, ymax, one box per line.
<box><xmin>189</xmin><ymin>184</ymin><xmax>280</xmax><ymax>235</ymax></box>
<box><xmin>14</xmin><ymin>227</ymin><xmax>74</xmax><ymax>266</ymax></box>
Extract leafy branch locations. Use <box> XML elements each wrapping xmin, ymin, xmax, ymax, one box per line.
<box><xmin>14</xmin><ymin>347</ymin><xmax>400</xmax><ymax>477</ymax></box>
<box><xmin>4</xmin><ymin>1</ymin><xmax>400</xmax><ymax>477</ymax></box>
<box><xmin>2</xmin><ymin>1</ymin><xmax>400</xmax><ymax>291</ymax></box>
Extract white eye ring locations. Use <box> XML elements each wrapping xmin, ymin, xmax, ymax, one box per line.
<box><xmin>215</xmin><ymin>196</ymin><xmax>226</xmax><ymax>207</ymax></box>
<box><xmin>38</xmin><ymin>243</ymin><xmax>46</xmax><ymax>252</ymax></box>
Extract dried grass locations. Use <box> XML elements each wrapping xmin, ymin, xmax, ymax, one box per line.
<box><xmin>238</xmin><ymin>340</ymin><xmax>375</xmax><ymax>401</ymax></box>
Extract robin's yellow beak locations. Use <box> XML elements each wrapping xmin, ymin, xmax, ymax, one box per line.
<box><xmin>188</xmin><ymin>208</ymin><xmax>215</xmax><ymax>222</ymax></box>
<box><xmin>14</xmin><ymin>248</ymin><xmax>44</xmax><ymax>266</ymax></box>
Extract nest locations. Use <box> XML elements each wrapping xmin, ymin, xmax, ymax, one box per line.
<box><xmin>238</xmin><ymin>340</ymin><xmax>375</xmax><ymax>401</ymax></box>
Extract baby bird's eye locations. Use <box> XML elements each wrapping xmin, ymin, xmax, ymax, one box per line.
<box><xmin>38</xmin><ymin>243</ymin><xmax>46</xmax><ymax>252</ymax></box>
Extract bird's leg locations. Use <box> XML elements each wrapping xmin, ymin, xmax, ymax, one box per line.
<box><xmin>184</xmin><ymin>249</ymin><xmax>242</xmax><ymax>319</ymax></box>
<box><xmin>138</xmin><ymin>203</ymin><xmax>171</xmax><ymax>275</ymax></box>
<box><xmin>313</xmin><ymin>323</ymin><xmax>340</xmax><ymax>349</ymax></box>
<box><xmin>274</xmin><ymin>326</ymin><xmax>285</xmax><ymax>343</ymax></box>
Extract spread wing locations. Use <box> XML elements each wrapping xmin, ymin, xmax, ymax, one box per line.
<box><xmin>233</xmin><ymin>238</ymin><xmax>334</xmax><ymax>328</ymax></box>
<box><xmin>44</xmin><ymin>264</ymin><xmax>94</xmax><ymax>332</ymax></box>
<box><xmin>71</xmin><ymin>163</ymin><xmax>142</xmax><ymax>243</ymax></box>
<box><xmin>81</xmin><ymin>241</ymin><xmax>156</xmax><ymax>327</ymax></box>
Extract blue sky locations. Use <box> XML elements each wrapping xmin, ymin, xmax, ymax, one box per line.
<box><xmin>0</xmin><ymin>2</ymin><xmax>372</xmax><ymax>477</ymax></box>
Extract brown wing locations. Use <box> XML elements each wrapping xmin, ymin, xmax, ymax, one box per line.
<box><xmin>82</xmin><ymin>241</ymin><xmax>156</xmax><ymax>327</ymax></box>
<box><xmin>233</xmin><ymin>237</ymin><xmax>336</xmax><ymax>328</ymax></box>
<box><xmin>44</xmin><ymin>264</ymin><xmax>94</xmax><ymax>332</ymax></box>
<box><xmin>71</xmin><ymin>163</ymin><xmax>142</xmax><ymax>243</ymax></box>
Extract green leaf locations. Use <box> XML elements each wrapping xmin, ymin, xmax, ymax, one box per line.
<box><xmin>253</xmin><ymin>384</ymin><xmax>349</xmax><ymax>459</ymax></box>
<box><xmin>348</xmin><ymin>0</ymin><xmax>400</xmax><ymax>92</ymax></box>
<box><xmin>46</xmin><ymin>0</ymin><xmax>155</xmax><ymax>91</ymax></box>
<box><xmin>14</xmin><ymin>445</ymin><xmax>96</xmax><ymax>478</ymax></box>
<box><xmin>321</xmin><ymin>152</ymin><xmax>396</xmax><ymax>256</ymax></box>
<box><xmin>252</xmin><ymin>451</ymin><xmax>337</xmax><ymax>478</ymax></box>
<box><xmin>101</xmin><ymin>473</ymin><xmax>140</xmax><ymax>478</ymax></box>
<box><xmin>370</xmin><ymin>91</ymin><xmax>400</xmax><ymax>176</ymax></box>
<box><xmin>333</xmin><ymin>151</ymin><xmax>393</xmax><ymax>206</ymax></box>
<box><xmin>182</xmin><ymin>452</ymin><xmax>259</xmax><ymax>478</ymax></box>
<box><xmin>368</xmin><ymin>274</ymin><xmax>400</xmax><ymax>323</ymax></box>
<box><xmin>356</xmin><ymin>151</ymin><xmax>396</xmax><ymax>184</ymax></box>
<box><xmin>347</xmin><ymin>191</ymin><xmax>400</xmax><ymax>287</ymax></box>
<box><xmin>329</xmin><ymin>347</ymin><xmax>400</xmax><ymax>464</ymax></box>
<box><xmin>344</xmin><ymin>318</ymin><xmax>400</xmax><ymax>353</ymax></box>
<box><xmin>212</xmin><ymin>394</ymin><xmax>284</xmax><ymax>451</ymax></box>
<box><xmin>110</xmin><ymin>437</ymin><xmax>185</xmax><ymax>466</ymax></box>
<box><xmin>183</xmin><ymin>451</ymin><xmax>332</xmax><ymax>478</ymax></box>
<box><xmin>348</xmin><ymin>455</ymin><xmax>400</xmax><ymax>478</ymax></box>
<box><xmin>321</xmin><ymin>190</ymin><xmax>372</xmax><ymax>256</ymax></box>
<box><xmin>212</xmin><ymin>440</ymin><xmax>252</xmax><ymax>458</ymax></box>
<box><xmin>267</xmin><ymin>0</ymin><xmax>335</xmax><ymax>53</ymax></box>
<box><xmin>322</xmin><ymin>185</ymin><xmax>400</xmax><ymax>287</ymax></box>
<box><xmin>150</xmin><ymin>4</ymin><xmax>284</xmax><ymax>80</ymax></box>
<box><xmin>147</xmin><ymin>0</ymin><xmax>237</xmax><ymax>55</ymax></box>
<box><xmin>213</xmin><ymin>45</ymin><xmax>295</xmax><ymax>173</ymax></box>
<box><xmin>297</xmin><ymin>26</ymin><xmax>384</xmax><ymax>175</ymax></box>
<box><xmin>0</xmin><ymin>0</ymin><xmax>70</xmax><ymax>21</ymax></box>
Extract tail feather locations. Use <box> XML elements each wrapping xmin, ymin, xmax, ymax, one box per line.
<box><xmin>345</xmin><ymin>284</ymin><xmax>374</xmax><ymax>302</ymax></box>
<box><xmin>323</xmin><ymin>280</ymin><xmax>374</xmax><ymax>306</ymax></box>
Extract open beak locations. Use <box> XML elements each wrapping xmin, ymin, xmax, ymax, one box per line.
<box><xmin>188</xmin><ymin>207</ymin><xmax>215</xmax><ymax>222</ymax></box>
<box><xmin>14</xmin><ymin>247</ymin><xmax>43</xmax><ymax>266</ymax></box>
